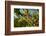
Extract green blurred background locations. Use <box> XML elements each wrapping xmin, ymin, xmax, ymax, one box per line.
<box><xmin>14</xmin><ymin>8</ymin><xmax>39</xmax><ymax>27</ymax></box>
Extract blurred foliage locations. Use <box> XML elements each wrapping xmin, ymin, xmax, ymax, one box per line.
<box><xmin>14</xmin><ymin>8</ymin><xmax>39</xmax><ymax>27</ymax></box>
